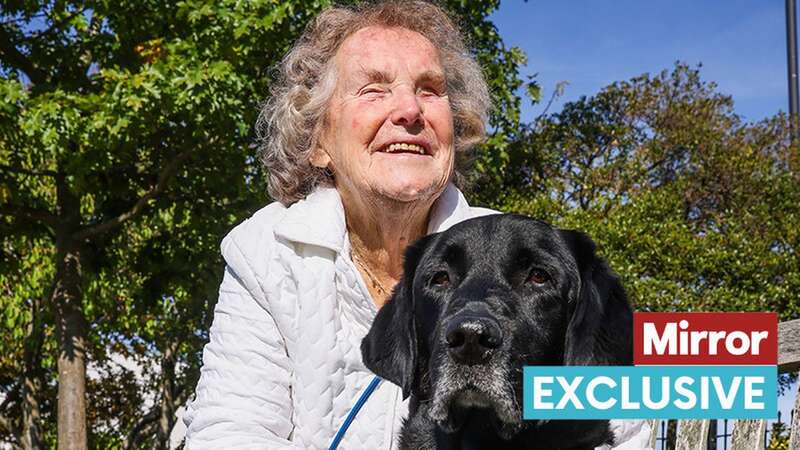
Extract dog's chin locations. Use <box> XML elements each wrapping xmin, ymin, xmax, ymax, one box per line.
<box><xmin>438</xmin><ymin>389</ymin><xmax>522</xmax><ymax>439</ymax></box>
<box><xmin>427</xmin><ymin>364</ymin><xmax>522</xmax><ymax>440</ymax></box>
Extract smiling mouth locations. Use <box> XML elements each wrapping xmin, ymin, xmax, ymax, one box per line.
<box><xmin>379</xmin><ymin>142</ymin><xmax>428</xmax><ymax>155</ymax></box>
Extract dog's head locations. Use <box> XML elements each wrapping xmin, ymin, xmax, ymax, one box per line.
<box><xmin>361</xmin><ymin>214</ymin><xmax>632</xmax><ymax>438</ymax></box>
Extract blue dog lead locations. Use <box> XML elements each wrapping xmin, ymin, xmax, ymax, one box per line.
<box><xmin>328</xmin><ymin>375</ymin><xmax>383</xmax><ymax>450</ymax></box>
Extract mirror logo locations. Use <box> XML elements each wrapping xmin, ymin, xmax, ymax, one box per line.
<box><xmin>523</xmin><ymin>313</ymin><xmax>778</xmax><ymax>419</ymax></box>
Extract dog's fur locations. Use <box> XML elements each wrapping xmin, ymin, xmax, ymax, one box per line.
<box><xmin>361</xmin><ymin>214</ymin><xmax>633</xmax><ymax>450</ymax></box>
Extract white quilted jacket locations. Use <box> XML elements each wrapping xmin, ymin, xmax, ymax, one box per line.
<box><xmin>183</xmin><ymin>184</ymin><xmax>652</xmax><ymax>449</ymax></box>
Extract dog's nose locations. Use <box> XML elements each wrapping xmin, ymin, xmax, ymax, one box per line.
<box><xmin>445</xmin><ymin>317</ymin><xmax>502</xmax><ymax>365</ymax></box>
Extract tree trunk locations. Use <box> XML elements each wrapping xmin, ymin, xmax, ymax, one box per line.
<box><xmin>50</xmin><ymin>168</ymin><xmax>90</xmax><ymax>449</ymax></box>
<box><xmin>21</xmin><ymin>296</ymin><xmax>44</xmax><ymax>450</ymax></box>
<box><xmin>21</xmin><ymin>367</ymin><xmax>44</xmax><ymax>450</ymax></box>
<box><xmin>53</xmin><ymin>239</ymin><xmax>88</xmax><ymax>450</ymax></box>
<box><xmin>156</xmin><ymin>341</ymin><xmax>178</xmax><ymax>449</ymax></box>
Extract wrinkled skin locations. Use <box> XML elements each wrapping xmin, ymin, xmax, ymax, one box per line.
<box><xmin>362</xmin><ymin>214</ymin><xmax>633</xmax><ymax>450</ymax></box>
<box><xmin>312</xmin><ymin>26</ymin><xmax>456</xmax><ymax>205</ymax></box>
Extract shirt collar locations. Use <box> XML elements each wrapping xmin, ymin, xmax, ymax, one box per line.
<box><xmin>273</xmin><ymin>183</ymin><xmax>473</xmax><ymax>252</ymax></box>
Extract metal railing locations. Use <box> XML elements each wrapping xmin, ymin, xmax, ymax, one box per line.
<box><xmin>649</xmin><ymin>318</ymin><xmax>800</xmax><ymax>450</ymax></box>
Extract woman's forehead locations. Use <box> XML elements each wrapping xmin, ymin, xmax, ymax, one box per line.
<box><xmin>349</xmin><ymin>67</ymin><xmax>446</xmax><ymax>86</ymax></box>
<box><xmin>335</xmin><ymin>26</ymin><xmax>443</xmax><ymax>74</ymax></box>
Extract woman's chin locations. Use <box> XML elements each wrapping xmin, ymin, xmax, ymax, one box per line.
<box><xmin>372</xmin><ymin>180</ymin><xmax>445</xmax><ymax>204</ymax></box>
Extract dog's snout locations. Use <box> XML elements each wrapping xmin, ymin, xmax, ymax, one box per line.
<box><xmin>445</xmin><ymin>317</ymin><xmax>502</xmax><ymax>365</ymax></box>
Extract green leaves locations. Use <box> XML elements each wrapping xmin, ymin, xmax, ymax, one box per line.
<box><xmin>486</xmin><ymin>63</ymin><xmax>800</xmax><ymax>320</ymax></box>
<box><xmin>0</xmin><ymin>0</ymin><xmax>300</xmax><ymax>445</ymax></box>
<box><xmin>8</xmin><ymin>1</ymin><xmax>790</xmax><ymax>447</ymax></box>
<box><xmin>1</xmin><ymin>1</ymin><xmax>530</xmax><ymax>446</ymax></box>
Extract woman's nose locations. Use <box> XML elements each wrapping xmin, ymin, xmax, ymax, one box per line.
<box><xmin>389</xmin><ymin>89</ymin><xmax>423</xmax><ymax>127</ymax></box>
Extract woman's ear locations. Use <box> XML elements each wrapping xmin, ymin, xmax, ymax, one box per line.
<box><xmin>559</xmin><ymin>229</ymin><xmax>633</xmax><ymax>366</ymax></box>
<box><xmin>361</xmin><ymin>234</ymin><xmax>435</xmax><ymax>399</ymax></box>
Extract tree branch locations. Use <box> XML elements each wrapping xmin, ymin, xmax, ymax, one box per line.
<box><xmin>0</xmin><ymin>412</ymin><xmax>11</xmax><ymax>433</ymax></box>
<box><xmin>1</xmin><ymin>13</ymin><xmax>48</xmax><ymax>27</ymax></box>
<box><xmin>0</xmin><ymin>25</ymin><xmax>48</xmax><ymax>85</ymax></box>
<box><xmin>72</xmin><ymin>150</ymin><xmax>192</xmax><ymax>241</ymax></box>
<box><xmin>0</xmin><ymin>163</ymin><xmax>58</xmax><ymax>178</ymax></box>
<box><xmin>0</xmin><ymin>409</ymin><xmax>20</xmax><ymax>445</ymax></box>
<box><xmin>33</xmin><ymin>8</ymin><xmax>87</xmax><ymax>41</ymax></box>
<box><xmin>173</xmin><ymin>384</ymin><xmax>189</xmax><ymax>411</ymax></box>
<box><xmin>123</xmin><ymin>406</ymin><xmax>159</xmax><ymax>450</ymax></box>
<box><xmin>0</xmin><ymin>203</ymin><xmax>58</xmax><ymax>227</ymax></box>
<box><xmin>0</xmin><ymin>382</ymin><xmax>20</xmax><ymax>412</ymax></box>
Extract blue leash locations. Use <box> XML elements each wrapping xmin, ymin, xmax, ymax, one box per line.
<box><xmin>328</xmin><ymin>376</ymin><xmax>383</xmax><ymax>450</ymax></box>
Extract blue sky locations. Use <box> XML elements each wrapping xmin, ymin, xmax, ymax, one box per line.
<box><xmin>491</xmin><ymin>0</ymin><xmax>789</xmax><ymax>123</ymax></box>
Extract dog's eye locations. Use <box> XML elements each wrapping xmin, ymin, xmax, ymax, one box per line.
<box><xmin>526</xmin><ymin>268</ymin><xmax>550</xmax><ymax>285</ymax></box>
<box><xmin>431</xmin><ymin>271</ymin><xmax>450</xmax><ymax>287</ymax></box>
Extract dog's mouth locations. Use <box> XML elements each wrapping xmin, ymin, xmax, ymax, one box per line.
<box><xmin>430</xmin><ymin>386</ymin><xmax>522</xmax><ymax>439</ymax></box>
<box><xmin>427</xmin><ymin>364</ymin><xmax>522</xmax><ymax>439</ymax></box>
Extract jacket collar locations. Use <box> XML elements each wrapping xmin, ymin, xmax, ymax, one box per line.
<box><xmin>273</xmin><ymin>183</ymin><xmax>473</xmax><ymax>252</ymax></box>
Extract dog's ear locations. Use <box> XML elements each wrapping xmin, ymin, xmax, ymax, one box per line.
<box><xmin>559</xmin><ymin>229</ymin><xmax>633</xmax><ymax>366</ymax></box>
<box><xmin>361</xmin><ymin>234</ymin><xmax>434</xmax><ymax>399</ymax></box>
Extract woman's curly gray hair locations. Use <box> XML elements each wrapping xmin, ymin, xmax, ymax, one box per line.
<box><xmin>256</xmin><ymin>0</ymin><xmax>491</xmax><ymax>205</ymax></box>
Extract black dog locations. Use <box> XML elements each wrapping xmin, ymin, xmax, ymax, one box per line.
<box><xmin>361</xmin><ymin>214</ymin><xmax>633</xmax><ymax>450</ymax></box>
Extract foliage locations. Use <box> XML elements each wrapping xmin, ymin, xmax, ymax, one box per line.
<box><xmin>0</xmin><ymin>0</ymin><xmax>317</xmax><ymax>446</ymax></box>
<box><xmin>769</xmin><ymin>420</ymin><xmax>790</xmax><ymax>450</ymax></box>
<box><xmin>489</xmin><ymin>63</ymin><xmax>800</xmax><ymax>319</ymax></box>
<box><xmin>0</xmin><ymin>0</ymin><xmax>525</xmax><ymax>447</ymax></box>
<box><xmin>2</xmin><ymin>0</ymin><xmax>797</xmax><ymax>447</ymax></box>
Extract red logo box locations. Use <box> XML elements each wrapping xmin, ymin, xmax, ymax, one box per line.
<box><xmin>634</xmin><ymin>312</ymin><xmax>777</xmax><ymax>365</ymax></box>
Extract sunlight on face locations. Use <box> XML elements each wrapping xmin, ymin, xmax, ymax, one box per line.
<box><xmin>313</xmin><ymin>26</ymin><xmax>455</xmax><ymax>204</ymax></box>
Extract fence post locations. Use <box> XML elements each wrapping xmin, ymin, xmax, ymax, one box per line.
<box><xmin>649</xmin><ymin>419</ymin><xmax>660</xmax><ymax>449</ymax></box>
<box><xmin>676</xmin><ymin>420</ymin><xmax>711</xmax><ymax>450</ymax></box>
<box><xmin>730</xmin><ymin>419</ymin><xmax>766</xmax><ymax>450</ymax></box>
<box><xmin>789</xmin><ymin>382</ymin><xmax>800</xmax><ymax>449</ymax></box>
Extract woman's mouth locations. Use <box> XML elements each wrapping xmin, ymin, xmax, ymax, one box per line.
<box><xmin>380</xmin><ymin>142</ymin><xmax>428</xmax><ymax>155</ymax></box>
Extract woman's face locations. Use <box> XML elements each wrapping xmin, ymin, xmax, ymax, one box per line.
<box><xmin>313</xmin><ymin>26</ymin><xmax>455</xmax><ymax>205</ymax></box>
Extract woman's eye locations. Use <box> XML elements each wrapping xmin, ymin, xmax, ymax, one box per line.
<box><xmin>418</xmin><ymin>87</ymin><xmax>443</xmax><ymax>97</ymax></box>
<box><xmin>526</xmin><ymin>268</ymin><xmax>550</xmax><ymax>285</ymax></box>
<box><xmin>431</xmin><ymin>271</ymin><xmax>450</xmax><ymax>287</ymax></box>
<box><xmin>360</xmin><ymin>86</ymin><xmax>385</xmax><ymax>96</ymax></box>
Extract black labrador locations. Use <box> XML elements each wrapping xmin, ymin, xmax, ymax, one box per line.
<box><xmin>361</xmin><ymin>214</ymin><xmax>633</xmax><ymax>450</ymax></box>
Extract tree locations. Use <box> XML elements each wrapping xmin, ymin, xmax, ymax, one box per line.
<box><xmin>494</xmin><ymin>63</ymin><xmax>800</xmax><ymax>318</ymax></box>
<box><xmin>769</xmin><ymin>419</ymin><xmax>789</xmax><ymax>450</ymax></box>
<box><xmin>0</xmin><ymin>234</ymin><xmax>55</xmax><ymax>448</ymax></box>
<box><xmin>0</xmin><ymin>1</ymin><xmax>526</xmax><ymax>448</ymax></box>
<box><xmin>0</xmin><ymin>0</ymin><xmax>309</xmax><ymax>447</ymax></box>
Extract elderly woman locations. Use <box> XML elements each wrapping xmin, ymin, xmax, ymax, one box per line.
<box><xmin>184</xmin><ymin>1</ymin><xmax>650</xmax><ymax>449</ymax></box>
